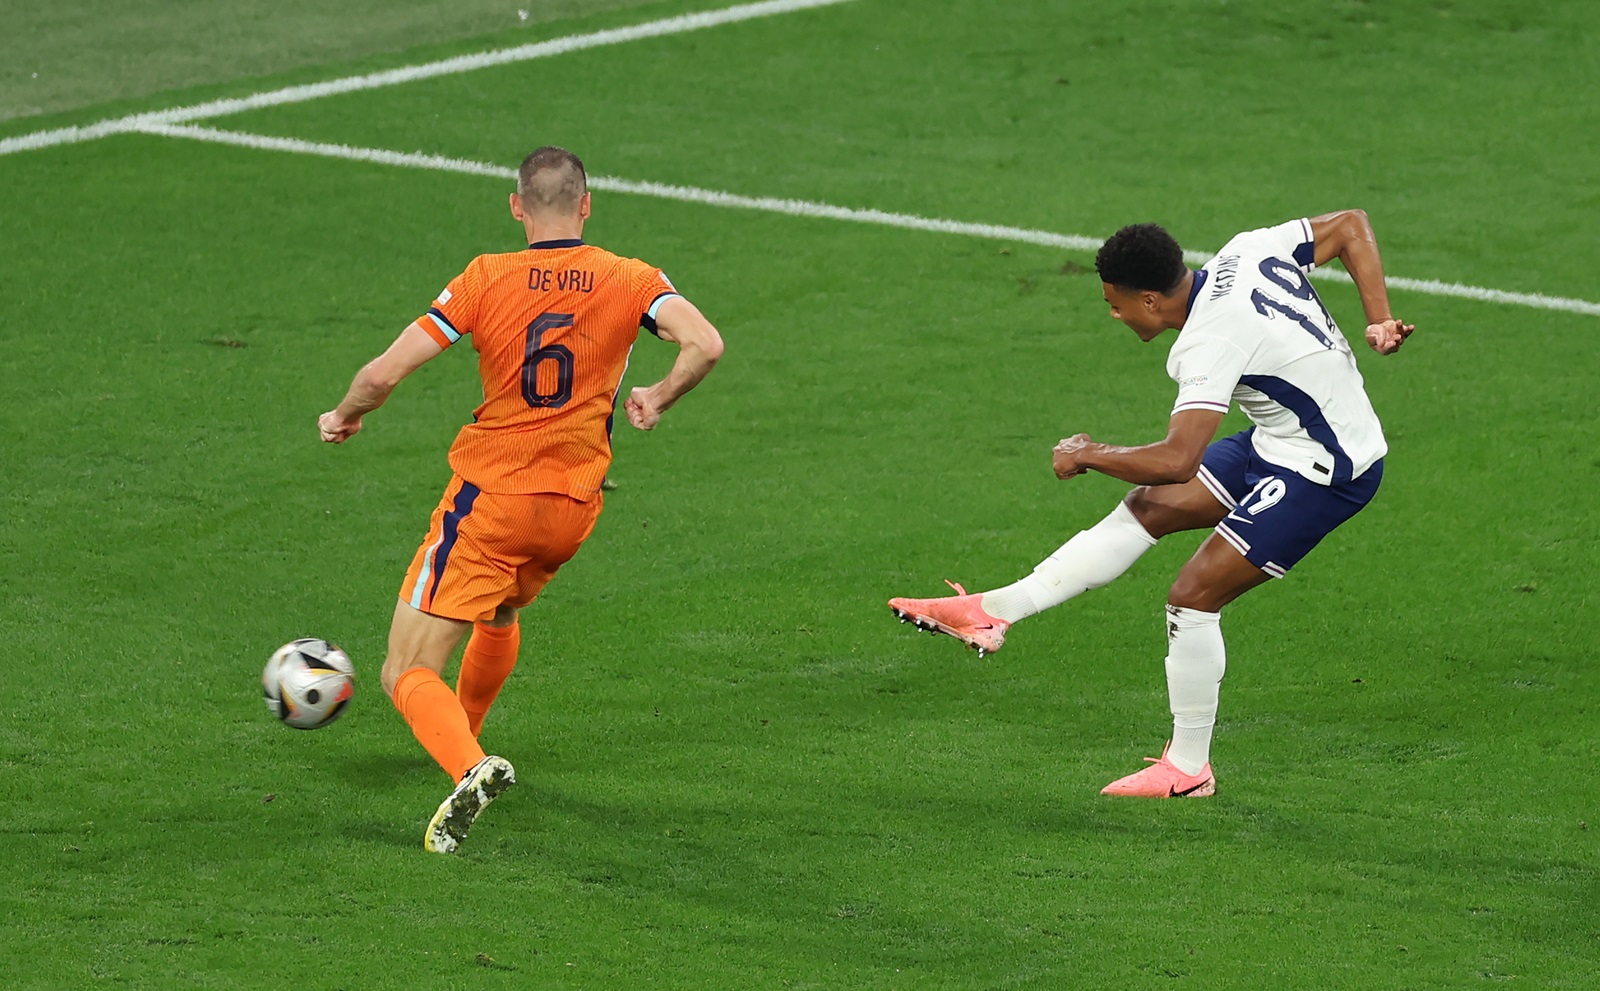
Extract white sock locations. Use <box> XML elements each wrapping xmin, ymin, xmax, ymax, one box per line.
<box><xmin>1164</xmin><ymin>605</ymin><xmax>1225</xmax><ymax>775</ymax></box>
<box><xmin>979</xmin><ymin>502</ymin><xmax>1158</xmax><ymax>623</ymax></box>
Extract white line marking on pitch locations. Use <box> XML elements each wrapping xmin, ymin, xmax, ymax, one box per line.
<box><xmin>0</xmin><ymin>0</ymin><xmax>858</xmax><ymax>157</ymax></box>
<box><xmin>6</xmin><ymin>1</ymin><xmax>1592</xmax><ymax>318</ymax></box>
<box><xmin>130</xmin><ymin>124</ymin><xmax>1600</xmax><ymax>318</ymax></box>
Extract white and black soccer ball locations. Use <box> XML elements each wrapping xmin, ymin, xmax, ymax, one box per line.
<box><xmin>263</xmin><ymin>638</ymin><xmax>355</xmax><ymax>730</ymax></box>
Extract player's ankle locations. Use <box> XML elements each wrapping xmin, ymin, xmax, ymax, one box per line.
<box><xmin>980</xmin><ymin>583</ymin><xmax>1038</xmax><ymax>624</ymax></box>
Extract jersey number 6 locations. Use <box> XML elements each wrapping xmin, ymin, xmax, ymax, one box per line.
<box><xmin>522</xmin><ymin>312</ymin><xmax>576</xmax><ymax>409</ymax></box>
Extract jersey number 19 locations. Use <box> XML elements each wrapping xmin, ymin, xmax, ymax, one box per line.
<box><xmin>1249</xmin><ymin>259</ymin><xmax>1343</xmax><ymax>351</ymax></box>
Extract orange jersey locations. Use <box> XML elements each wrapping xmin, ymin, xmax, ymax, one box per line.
<box><xmin>419</xmin><ymin>239</ymin><xmax>681</xmax><ymax>497</ymax></box>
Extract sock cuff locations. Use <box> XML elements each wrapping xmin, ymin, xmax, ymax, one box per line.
<box><xmin>1166</xmin><ymin>604</ymin><xmax>1221</xmax><ymax>628</ymax></box>
<box><xmin>392</xmin><ymin>666</ymin><xmax>444</xmax><ymax>710</ymax></box>
<box><xmin>472</xmin><ymin>621</ymin><xmax>519</xmax><ymax>641</ymax></box>
<box><xmin>1109</xmin><ymin>501</ymin><xmax>1159</xmax><ymax>546</ymax></box>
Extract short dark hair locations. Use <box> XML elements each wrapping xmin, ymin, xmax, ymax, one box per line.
<box><xmin>517</xmin><ymin>146</ymin><xmax>587</xmax><ymax>214</ymax></box>
<box><xmin>1095</xmin><ymin>223</ymin><xmax>1186</xmax><ymax>294</ymax></box>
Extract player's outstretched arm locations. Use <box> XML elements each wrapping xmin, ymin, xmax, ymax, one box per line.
<box><xmin>625</xmin><ymin>296</ymin><xmax>724</xmax><ymax>431</ymax></box>
<box><xmin>1052</xmin><ymin>409</ymin><xmax>1225</xmax><ymax>486</ymax></box>
<box><xmin>1308</xmin><ymin>209</ymin><xmax>1415</xmax><ymax>355</ymax></box>
<box><xmin>318</xmin><ymin>321</ymin><xmax>444</xmax><ymax>443</ymax></box>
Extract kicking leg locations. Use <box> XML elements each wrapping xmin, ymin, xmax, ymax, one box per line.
<box><xmin>383</xmin><ymin>600</ymin><xmax>516</xmax><ymax>853</ymax></box>
<box><xmin>981</xmin><ymin>478</ymin><xmax>1230</xmax><ymax>622</ymax></box>
<box><xmin>383</xmin><ymin>599</ymin><xmax>484</xmax><ymax>780</ymax></box>
<box><xmin>975</xmin><ymin>501</ymin><xmax>1158</xmax><ymax>624</ymax></box>
<box><xmin>888</xmin><ymin>476</ymin><xmax>1227</xmax><ymax>656</ymax></box>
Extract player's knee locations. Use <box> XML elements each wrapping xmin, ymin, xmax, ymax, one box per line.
<box><xmin>380</xmin><ymin>655</ymin><xmax>425</xmax><ymax>698</ymax></box>
<box><xmin>1125</xmin><ymin>487</ymin><xmax>1173</xmax><ymax>537</ymax></box>
<box><xmin>1167</xmin><ymin>573</ymin><xmax>1220</xmax><ymax>612</ymax></box>
<box><xmin>482</xmin><ymin>605</ymin><xmax>519</xmax><ymax>629</ymax></box>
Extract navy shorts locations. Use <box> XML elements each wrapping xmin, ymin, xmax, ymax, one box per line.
<box><xmin>1196</xmin><ymin>430</ymin><xmax>1382</xmax><ymax>578</ymax></box>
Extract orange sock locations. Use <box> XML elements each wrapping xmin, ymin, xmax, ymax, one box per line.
<box><xmin>456</xmin><ymin>621</ymin><xmax>521</xmax><ymax>738</ymax></box>
<box><xmin>392</xmin><ymin>667</ymin><xmax>486</xmax><ymax>781</ymax></box>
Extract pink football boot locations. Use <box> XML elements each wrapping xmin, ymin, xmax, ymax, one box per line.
<box><xmin>888</xmin><ymin>580</ymin><xmax>1009</xmax><ymax>657</ymax></box>
<box><xmin>1100</xmin><ymin>743</ymin><xmax>1215</xmax><ymax>798</ymax></box>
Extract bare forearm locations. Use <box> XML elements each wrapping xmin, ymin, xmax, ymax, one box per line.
<box><xmin>1077</xmin><ymin>440</ymin><xmax>1201</xmax><ymax>485</ymax></box>
<box><xmin>1338</xmin><ymin>236</ymin><xmax>1396</xmax><ymax>325</ymax></box>
<box><xmin>335</xmin><ymin>362</ymin><xmax>398</xmax><ymax>419</ymax></box>
<box><xmin>1316</xmin><ymin>210</ymin><xmax>1395</xmax><ymax>324</ymax></box>
<box><xmin>629</xmin><ymin>297</ymin><xmax>724</xmax><ymax>431</ymax></box>
<box><xmin>644</xmin><ymin>341</ymin><xmax>720</xmax><ymax>411</ymax></box>
<box><xmin>319</xmin><ymin>322</ymin><xmax>441</xmax><ymax>443</ymax></box>
<box><xmin>1054</xmin><ymin>412</ymin><xmax>1220</xmax><ymax>484</ymax></box>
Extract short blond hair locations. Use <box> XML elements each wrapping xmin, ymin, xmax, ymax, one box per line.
<box><xmin>517</xmin><ymin>146</ymin><xmax>587</xmax><ymax>215</ymax></box>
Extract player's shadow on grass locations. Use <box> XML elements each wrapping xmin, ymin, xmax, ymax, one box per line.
<box><xmin>331</xmin><ymin>750</ymin><xmax>445</xmax><ymax>848</ymax></box>
<box><xmin>334</xmin><ymin>749</ymin><xmax>423</xmax><ymax>783</ymax></box>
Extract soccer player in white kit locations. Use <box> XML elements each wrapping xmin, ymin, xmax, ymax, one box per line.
<box><xmin>889</xmin><ymin>210</ymin><xmax>1414</xmax><ymax>797</ymax></box>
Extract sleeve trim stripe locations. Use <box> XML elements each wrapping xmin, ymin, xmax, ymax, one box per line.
<box><xmin>1174</xmin><ymin>400</ymin><xmax>1230</xmax><ymax>413</ymax></box>
<box><xmin>1294</xmin><ymin>217</ymin><xmax>1317</xmax><ymax>270</ymax></box>
<box><xmin>426</xmin><ymin>308</ymin><xmax>461</xmax><ymax>343</ymax></box>
<box><xmin>418</xmin><ymin>322</ymin><xmax>453</xmax><ymax>349</ymax></box>
<box><xmin>646</xmin><ymin>292</ymin><xmax>683</xmax><ymax>320</ymax></box>
<box><xmin>641</xmin><ymin>291</ymin><xmax>684</xmax><ymax>333</ymax></box>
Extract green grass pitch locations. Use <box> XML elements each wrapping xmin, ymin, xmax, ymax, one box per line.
<box><xmin>1</xmin><ymin>1</ymin><xmax>1596</xmax><ymax>988</ymax></box>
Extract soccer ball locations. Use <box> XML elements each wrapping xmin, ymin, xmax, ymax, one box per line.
<box><xmin>263</xmin><ymin>638</ymin><xmax>355</xmax><ymax>730</ymax></box>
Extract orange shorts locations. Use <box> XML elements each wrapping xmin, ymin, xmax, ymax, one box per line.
<box><xmin>399</xmin><ymin>476</ymin><xmax>603</xmax><ymax>622</ymax></box>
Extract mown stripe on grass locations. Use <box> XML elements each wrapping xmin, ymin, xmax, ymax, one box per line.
<box><xmin>129</xmin><ymin>123</ymin><xmax>1600</xmax><ymax>319</ymax></box>
<box><xmin>0</xmin><ymin>0</ymin><xmax>858</xmax><ymax>158</ymax></box>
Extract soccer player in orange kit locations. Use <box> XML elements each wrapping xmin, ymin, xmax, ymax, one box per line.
<box><xmin>318</xmin><ymin>147</ymin><xmax>724</xmax><ymax>853</ymax></box>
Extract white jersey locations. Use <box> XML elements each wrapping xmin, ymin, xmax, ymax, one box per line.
<box><xmin>1167</xmin><ymin>218</ymin><xmax>1386</xmax><ymax>485</ymax></box>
